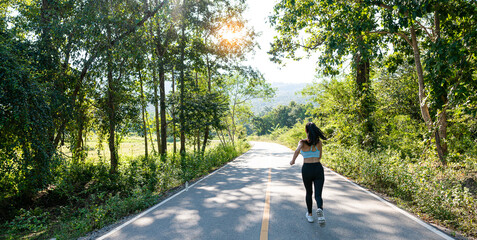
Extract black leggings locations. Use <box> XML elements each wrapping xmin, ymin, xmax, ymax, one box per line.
<box><xmin>301</xmin><ymin>162</ymin><xmax>325</xmax><ymax>214</ymax></box>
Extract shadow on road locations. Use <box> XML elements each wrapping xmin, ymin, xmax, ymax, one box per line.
<box><xmin>100</xmin><ymin>142</ymin><xmax>450</xmax><ymax>240</ymax></box>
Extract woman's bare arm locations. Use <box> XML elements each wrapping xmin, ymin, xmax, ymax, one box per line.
<box><xmin>290</xmin><ymin>140</ymin><xmax>304</xmax><ymax>165</ymax></box>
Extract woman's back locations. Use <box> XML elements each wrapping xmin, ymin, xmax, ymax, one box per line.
<box><xmin>300</xmin><ymin>140</ymin><xmax>322</xmax><ymax>162</ymax></box>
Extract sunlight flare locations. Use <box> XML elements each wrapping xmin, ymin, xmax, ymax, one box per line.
<box><xmin>219</xmin><ymin>25</ymin><xmax>245</xmax><ymax>43</ymax></box>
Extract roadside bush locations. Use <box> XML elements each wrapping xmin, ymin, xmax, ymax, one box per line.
<box><xmin>264</xmin><ymin>121</ymin><xmax>307</xmax><ymax>149</ymax></box>
<box><xmin>180</xmin><ymin>141</ymin><xmax>249</xmax><ymax>181</ymax></box>
<box><xmin>2</xmin><ymin>141</ymin><xmax>250</xmax><ymax>239</ymax></box>
<box><xmin>375</xmin><ymin>114</ymin><xmax>424</xmax><ymax>159</ymax></box>
<box><xmin>54</xmin><ymin>161</ymin><xmax>112</xmax><ymax>203</ymax></box>
<box><xmin>322</xmin><ymin>143</ymin><xmax>477</xmax><ymax>237</ymax></box>
<box><xmin>3</xmin><ymin>208</ymin><xmax>49</xmax><ymax>237</ymax></box>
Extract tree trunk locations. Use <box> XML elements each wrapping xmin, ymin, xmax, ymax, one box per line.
<box><xmin>202</xmin><ymin>56</ymin><xmax>212</xmax><ymax>152</ymax></box>
<box><xmin>197</xmin><ymin>130</ymin><xmax>200</xmax><ymax>152</ymax></box>
<box><xmin>216</xmin><ymin>128</ymin><xmax>227</xmax><ymax>146</ymax></box>
<box><xmin>153</xmin><ymin>61</ymin><xmax>161</xmax><ymax>155</ymax></box>
<box><xmin>410</xmin><ymin>25</ymin><xmax>432</xmax><ymax>129</ymax></box>
<box><xmin>195</xmin><ymin>71</ymin><xmax>198</xmax><ymax>87</ymax></box>
<box><xmin>147</xmin><ymin>12</ymin><xmax>161</xmax><ymax>156</ymax></box>
<box><xmin>107</xmin><ymin>50</ymin><xmax>118</xmax><ymax>174</ymax></box>
<box><xmin>206</xmin><ymin>55</ymin><xmax>212</xmax><ymax>90</ymax></box>
<box><xmin>202</xmin><ymin>127</ymin><xmax>209</xmax><ymax>152</ymax></box>
<box><xmin>194</xmin><ymin>70</ymin><xmax>201</xmax><ymax>152</ymax></box>
<box><xmin>172</xmin><ymin>70</ymin><xmax>177</xmax><ymax>153</ymax></box>
<box><xmin>229</xmin><ymin>101</ymin><xmax>237</xmax><ymax>145</ymax></box>
<box><xmin>139</xmin><ymin>69</ymin><xmax>148</xmax><ymax>160</ymax></box>
<box><xmin>355</xmin><ymin>52</ymin><xmax>373</xmax><ymax>147</ymax></box>
<box><xmin>106</xmin><ymin>15</ymin><xmax>118</xmax><ymax>174</ymax></box>
<box><xmin>179</xmin><ymin>7</ymin><xmax>186</xmax><ymax>154</ymax></box>
<box><xmin>75</xmin><ymin>117</ymin><xmax>84</xmax><ymax>161</ymax></box>
<box><xmin>356</xmin><ymin>54</ymin><xmax>369</xmax><ymax>91</ymax></box>
<box><xmin>159</xmin><ymin>63</ymin><xmax>167</xmax><ymax>155</ymax></box>
<box><xmin>438</xmin><ymin>101</ymin><xmax>448</xmax><ymax>155</ymax></box>
<box><xmin>434</xmin><ymin>10</ymin><xmax>448</xmax><ymax>157</ymax></box>
<box><xmin>74</xmin><ymin>92</ymin><xmax>85</xmax><ymax>162</ymax></box>
<box><xmin>410</xmin><ymin>24</ymin><xmax>446</xmax><ymax>165</ymax></box>
<box><xmin>149</xmin><ymin>117</ymin><xmax>156</xmax><ymax>154</ymax></box>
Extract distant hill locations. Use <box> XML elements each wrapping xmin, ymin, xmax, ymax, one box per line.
<box><xmin>250</xmin><ymin>82</ymin><xmax>310</xmax><ymax>114</ymax></box>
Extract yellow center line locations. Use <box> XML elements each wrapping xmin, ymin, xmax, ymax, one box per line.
<box><xmin>260</xmin><ymin>167</ymin><xmax>272</xmax><ymax>240</ymax></box>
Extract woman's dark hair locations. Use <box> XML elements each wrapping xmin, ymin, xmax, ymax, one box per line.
<box><xmin>304</xmin><ymin>122</ymin><xmax>327</xmax><ymax>146</ymax></box>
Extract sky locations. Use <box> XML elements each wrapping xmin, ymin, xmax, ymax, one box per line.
<box><xmin>243</xmin><ymin>0</ymin><xmax>319</xmax><ymax>84</ymax></box>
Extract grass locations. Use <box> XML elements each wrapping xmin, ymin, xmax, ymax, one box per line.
<box><xmin>60</xmin><ymin>135</ymin><xmax>221</xmax><ymax>159</ymax></box>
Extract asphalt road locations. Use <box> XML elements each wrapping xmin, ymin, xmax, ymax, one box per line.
<box><xmin>97</xmin><ymin>142</ymin><xmax>453</xmax><ymax>240</ymax></box>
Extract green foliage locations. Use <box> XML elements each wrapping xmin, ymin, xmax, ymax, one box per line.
<box><xmin>322</xmin><ymin>142</ymin><xmax>476</xmax><ymax>236</ymax></box>
<box><xmin>446</xmin><ymin>106</ymin><xmax>477</xmax><ymax>160</ymax></box>
<box><xmin>216</xmin><ymin>69</ymin><xmax>275</xmax><ymax>144</ymax></box>
<box><xmin>251</xmin><ymin>101</ymin><xmax>312</xmax><ymax>136</ymax></box>
<box><xmin>42</xmin><ymin>188</ymin><xmax>158</xmax><ymax>239</ymax></box>
<box><xmin>275</xmin><ymin>123</ymin><xmax>306</xmax><ymax>148</ymax></box>
<box><xmin>0</xmin><ymin>22</ymin><xmax>57</xmax><ymax>200</ymax></box>
<box><xmin>301</xmin><ymin>76</ymin><xmax>373</xmax><ymax>147</ymax></box>
<box><xmin>269</xmin><ymin>0</ymin><xmax>477</xmax><ymax>162</ymax></box>
<box><xmin>372</xmin><ymin>61</ymin><xmax>425</xmax><ymax>158</ymax></box>
<box><xmin>4</xmin><ymin>208</ymin><xmax>49</xmax><ymax>234</ymax></box>
<box><xmin>221</xmin><ymin>68</ymin><xmax>275</xmax><ymax>103</ymax></box>
<box><xmin>1</xmin><ymin>141</ymin><xmax>250</xmax><ymax>239</ymax></box>
<box><xmin>253</xmin><ymin>121</ymin><xmax>307</xmax><ymax>150</ymax></box>
<box><xmin>180</xmin><ymin>141</ymin><xmax>248</xmax><ymax>181</ymax></box>
<box><xmin>269</xmin><ymin>0</ymin><xmax>383</xmax><ymax>72</ymax></box>
<box><xmin>169</xmin><ymin>87</ymin><xmax>229</xmax><ymax>136</ymax></box>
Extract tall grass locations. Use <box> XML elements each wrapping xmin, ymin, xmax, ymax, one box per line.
<box><xmin>1</xmin><ymin>140</ymin><xmax>250</xmax><ymax>240</ymax></box>
<box><xmin>323</xmin><ymin>143</ymin><xmax>476</xmax><ymax>237</ymax></box>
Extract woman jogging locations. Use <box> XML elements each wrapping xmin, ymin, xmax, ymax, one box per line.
<box><xmin>290</xmin><ymin>122</ymin><xmax>327</xmax><ymax>223</ymax></box>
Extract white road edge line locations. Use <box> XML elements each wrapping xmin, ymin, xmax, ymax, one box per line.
<box><xmin>325</xmin><ymin>166</ymin><xmax>455</xmax><ymax>240</ymax></box>
<box><xmin>96</xmin><ymin>153</ymin><xmax>249</xmax><ymax>240</ymax></box>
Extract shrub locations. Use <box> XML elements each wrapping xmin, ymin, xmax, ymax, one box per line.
<box><xmin>322</xmin><ymin>143</ymin><xmax>477</xmax><ymax>237</ymax></box>
<box><xmin>1</xmin><ymin>140</ymin><xmax>251</xmax><ymax>239</ymax></box>
<box><xmin>4</xmin><ymin>208</ymin><xmax>49</xmax><ymax>235</ymax></box>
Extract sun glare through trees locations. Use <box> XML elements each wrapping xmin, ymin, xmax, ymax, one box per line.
<box><xmin>219</xmin><ymin>24</ymin><xmax>245</xmax><ymax>44</ymax></box>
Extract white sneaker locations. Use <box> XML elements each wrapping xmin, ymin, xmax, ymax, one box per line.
<box><xmin>316</xmin><ymin>208</ymin><xmax>325</xmax><ymax>223</ymax></box>
<box><xmin>305</xmin><ymin>213</ymin><xmax>314</xmax><ymax>223</ymax></box>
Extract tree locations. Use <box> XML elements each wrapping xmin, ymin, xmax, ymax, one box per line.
<box><xmin>0</xmin><ymin>24</ymin><xmax>55</xmax><ymax>200</ymax></box>
<box><xmin>181</xmin><ymin>0</ymin><xmax>257</xmax><ymax>151</ymax></box>
<box><xmin>177</xmin><ymin>0</ymin><xmax>188</xmax><ymax>154</ymax></box>
<box><xmin>170</xmin><ymin>0</ymin><xmax>259</xmax><ymax>153</ymax></box>
<box><xmin>251</xmin><ymin>101</ymin><xmax>311</xmax><ymax>136</ymax></box>
<box><xmin>269</xmin><ymin>0</ymin><xmax>381</xmax><ymax>147</ymax></box>
<box><xmin>147</xmin><ymin>1</ymin><xmax>178</xmax><ymax>155</ymax></box>
<box><xmin>365</xmin><ymin>0</ymin><xmax>477</xmax><ymax>164</ymax></box>
<box><xmin>270</xmin><ymin>0</ymin><xmax>477</xmax><ymax>164</ymax></box>
<box><xmin>372</xmin><ymin>57</ymin><xmax>424</xmax><ymax>157</ymax></box>
<box><xmin>219</xmin><ymin>67</ymin><xmax>275</xmax><ymax>144</ymax></box>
